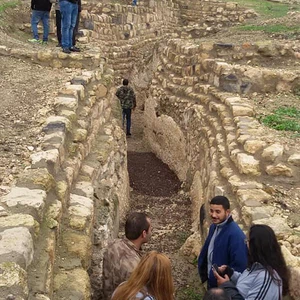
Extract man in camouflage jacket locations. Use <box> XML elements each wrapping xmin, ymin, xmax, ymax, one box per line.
<box><xmin>116</xmin><ymin>79</ymin><xmax>136</xmax><ymax>136</ymax></box>
<box><xmin>102</xmin><ymin>212</ymin><xmax>152</xmax><ymax>299</ymax></box>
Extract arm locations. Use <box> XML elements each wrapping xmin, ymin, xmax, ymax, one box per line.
<box><xmin>228</xmin><ymin>230</ymin><xmax>247</xmax><ymax>273</ymax></box>
<box><xmin>220</xmin><ymin>281</ymin><xmax>245</xmax><ymax>300</ymax></box>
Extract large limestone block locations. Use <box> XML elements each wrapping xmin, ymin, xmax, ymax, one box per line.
<box><xmin>37</xmin><ymin>51</ymin><xmax>53</xmax><ymax>62</ymax></box>
<box><xmin>1</xmin><ymin>188</ymin><xmax>47</xmax><ymax>218</ymax></box>
<box><xmin>236</xmin><ymin>153</ymin><xmax>260</xmax><ymax>175</ymax></box>
<box><xmin>74</xmin><ymin>182</ymin><xmax>94</xmax><ymax>199</ymax></box>
<box><xmin>0</xmin><ymin>227</ymin><xmax>33</xmax><ymax>268</ymax></box>
<box><xmin>68</xmin><ymin>194</ymin><xmax>94</xmax><ymax>233</ymax></box>
<box><xmin>289</xmin><ymin>267</ymin><xmax>300</xmax><ymax>299</ymax></box>
<box><xmin>54</xmin><ymin>96</ymin><xmax>78</xmax><ymax>111</ymax></box>
<box><xmin>266</xmin><ymin>163</ymin><xmax>293</xmax><ymax>177</ymax></box>
<box><xmin>0</xmin><ymin>214</ymin><xmax>39</xmax><ymax>236</ymax></box>
<box><xmin>262</xmin><ymin>144</ymin><xmax>284</xmax><ymax>161</ymax></box>
<box><xmin>30</xmin><ymin>149</ymin><xmax>60</xmax><ymax>174</ymax></box>
<box><xmin>242</xmin><ymin>206</ymin><xmax>275</xmax><ymax>226</ymax></box>
<box><xmin>253</xmin><ymin>217</ymin><xmax>291</xmax><ymax>236</ymax></box>
<box><xmin>237</xmin><ymin>189</ymin><xmax>271</xmax><ymax>207</ymax></box>
<box><xmin>53</xmin><ymin>268</ymin><xmax>91</xmax><ymax>300</ymax></box>
<box><xmin>281</xmin><ymin>245</ymin><xmax>300</xmax><ymax>267</ymax></box>
<box><xmin>64</xmin><ymin>84</ymin><xmax>85</xmax><ymax>101</ymax></box>
<box><xmin>62</xmin><ymin>232</ymin><xmax>92</xmax><ymax>269</ymax></box>
<box><xmin>17</xmin><ymin>168</ymin><xmax>55</xmax><ymax>192</ymax></box>
<box><xmin>180</xmin><ymin>232</ymin><xmax>201</xmax><ymax>258</ymax></box>
<box><xmin>0</xmin><ymin>262</ymin><xmax>28</xmax><ymax>299</ymax></box>
<box><xmin>288</xmin><ymin>153</ymin><xmax>300</xmax><ymax>166</ymax></box>
<box><xmin>231</xmin><ymin>105</ymin><xmax>254</xmax><ymax>117</ymax></box>
<box><xmin>244</xmin><ymin>140</ymin><xmax>266</xmax><ymax>154</ymax></box>
<box><xmin>45</xmin><ymin>116</ymin><xmax>72</xmax><ymax>133</ymax></box>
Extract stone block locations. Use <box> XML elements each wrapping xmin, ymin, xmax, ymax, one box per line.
<box><xmin>68</xmin><ymin>194</ymin><xmax>94</xmax><ymax>233</ymax></box>
<box><xmin>74</xmin><ymin>182</ymin><xmax>94</xmax><ymax>199</ymax></box>
<box><xmin>242</xmin><ymin>206</ymin><xmax>275</xmax><ymax>226</ymax></box>
<box><xmin>0</xmin><ymin>227</ymin><xmax>33</xmax><ymax>269</ymax></box>
<box><xmin>288</xmin><ymin>153</ymin><xmax>300</xmax><ymax>166</ymax></box>
<box><xmin>61</xmin><ymin>232</ymin><xmax>92</xmax><ymax>269</ymax></box>
<box><xmin>30</xmin><ymin>149</ymin><xmax>60</xmax><ymax>175</ymax></box>
<box><xmin>244</xmin><ymin>140</ymin><xmax>266</xmax><ymax>154</ymax></box>
<box><xmin>44</xmin><ymin>116</ymin><xmax>72</xmax><ymax>133</ymax></box>
<box><xmin>54</xmin><ymin>96</ymin><xmax>78</xmax><ymax>111</ymax></box>
<box><xmin>266</xmin><ymin>163</ymin><xmax>293</xmax><ymax>177</ymax></box>
<box><xmin>236</xmin><ymin>153</ymin><xmax>260</xmax><ymax>175</ymax></box>
<box><xmin>262</xmin><ymin>144</ymin><xmax>284</xmax><ymax>162</ymax></box>
<box><xmin>37</xmin><ymin>51</ymin><xmax>53</xmax><ymax>62</ymax></box>
<box><xmin>0</xmin><ymin>214</ymin><xmax>39</xmax><ymax>236</ymax></box>
<box><xmin>73</xmin><ymin>129</ymin><xmax>88</xmax><ymax>143</ymax></box>
<box><xmin>0</xmin><ymin>262</ymin><xmax>28</xmax><ymax>299</ymax></box>
<box><xmin>253</xmin><ymin>217</ymin><xmax>292</xmax><ymax>236</ymax></box>
<box><xmin>1</xmin><ymin>188</ymin><xmax>47</xmax><ymax>219</ymax></box>
<box><xmin>53</xmin><ymin>268</ymin><xmax>91</xmax><ymax>300</ymax></box>
<box><xmin>290</xmin><ymin>267</ymin><xmax>300</xmax><ymax>299</ymax></box>
<box><xmin>16</xmin><ymin>168</ymin><xmax>55</xmax><ymax>192</ymax></box>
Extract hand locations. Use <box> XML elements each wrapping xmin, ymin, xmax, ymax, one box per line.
<box><xmin>212</xmin><ymin>269</ymin><xmax>230</xmax><ymax>286</ymax></box>
<box><xmin>218</xmin><ymin>265</ymin><xmax>227</xmax><ymax>273</ymax></box>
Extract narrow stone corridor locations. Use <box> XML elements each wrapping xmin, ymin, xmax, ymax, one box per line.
<box><xmin>120</xmin><ymin>109</ymin><xmax>205</xmax><ymax>299</ymax></box>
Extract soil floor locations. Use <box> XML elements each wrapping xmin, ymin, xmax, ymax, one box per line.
<box><xmin>121</xmin><ymin>110</ymin><xmax>205</xmax><ymax>300</ymax></box>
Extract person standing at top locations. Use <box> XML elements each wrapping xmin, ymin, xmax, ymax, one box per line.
<box><xmin>102</xmin><ymin>212</ymin><xmax>152</xmax><ymax>299</ymax></box>
<box><xmin>29</xmin><ymin>0</ymin><xmax>52</xmax><ymax>44</ymax></box>
<box><xmin>59</xmin><ymin>0</ymin><xmax>80</xmax><ymax>53</ymax></box>
<box><xmin>198</xmin><ymin>196</ymin><xmax>248</xmax><ymax>289</ymax></box>
<box><xmin>116</xmin><ymin>79</ymin><xmax>136</xmax><ymax>137</ymax></box>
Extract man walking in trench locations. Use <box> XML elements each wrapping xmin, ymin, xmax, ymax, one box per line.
<box><xmin>116</xmin><ymin>79</ymin><xmax>136</xmax><ymax>137</ymax></box>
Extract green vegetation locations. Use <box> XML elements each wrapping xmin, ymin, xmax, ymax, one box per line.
<box><xmin>177</xmin><ymin>287</ymin><xmax>203</xmax><ymax>300</ymax></box>
<box><xmin>261</xmin><ymin>107</ymin><xmax>300</xmax><ymax>132</ymax></box>
<box><xmin>0</xmin><ymin>0</ymin><xmax>19</xmax><ymax>13</ymax></box>
<box><xmin>224</xmin><ymin>0</ymin><xmax>299</xmax><ymax>18</ymax></box>
<box><xmin>238</xmin><ymin>24</ymin><xmax>300</xmax><ymax>34</ymax></box>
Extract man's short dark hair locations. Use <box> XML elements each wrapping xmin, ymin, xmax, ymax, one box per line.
<box><xmin>123</xmin><ymin>79</ymin><xmax>129</xmax><ymax>85</ymax></box>
<box><xmin>203</xmin><ymin>288</ymin><xmax>230</xmax><ymax>300</ymax></box>
<box><xmin>210</xmin><ymin>196</ymin><xmax>230</xmax><ymax>210</ymax></box>
<box><xmin>125</xmin><ymin>212</ymin><xmax>150</xmax><ymax>240</ymax></box>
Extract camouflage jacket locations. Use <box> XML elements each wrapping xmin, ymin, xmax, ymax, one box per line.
<box><xmin>116</xmin><ymin>86</ymin><xmax>136</xmax><ymax>109</ymax></box>
<box><xmin>102</xmin><ymin>238</ymin><xmax>142</xmax><ymax>299</ymax></box>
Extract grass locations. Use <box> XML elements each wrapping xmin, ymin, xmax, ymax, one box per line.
<box><xmin>224</xmin><ymin>0</ymin><xmax>299</xmax><ymax>18</ymax></box>
<box><xmin>261</xmin><ymin>107</ymin><xmax>300</xmax><ymax>132</ymax></box>
<box><xmin>238</xmin><ymin>24</ymin><xmax>300</xmax><ymax>34</ymax></box>
<box><xmin>0</xmin><ymin>0</ymin><xmax>19</xmax><ymax>13</ymax></box>
<box><xmin>176</xmin><ymin>287</ymin><xmax>203</xmax><ymax>300</ymax></box>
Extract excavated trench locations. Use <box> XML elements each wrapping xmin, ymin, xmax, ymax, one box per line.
<box><xmin>120</xmin><ymin>111</ymin><xmax>204</xmax><ymax>299</ymax></box>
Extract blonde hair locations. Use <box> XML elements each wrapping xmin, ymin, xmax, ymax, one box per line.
<box><xmin>111</xmin><ymin>251</ymin><xmax>174</xmax><ymax>300</ymax></box>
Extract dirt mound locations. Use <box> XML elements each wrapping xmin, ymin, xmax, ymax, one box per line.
<box><xmin>127</xmin><ymin>152</ymin><xmax>182</xmax><ymax>197</ymax></box>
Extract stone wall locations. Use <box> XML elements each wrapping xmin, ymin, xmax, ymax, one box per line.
<box><xmin>0</xmin><ymin>66</ymin><xmax>130</xmax><ymax>299</ymax></box>
<box><xmin>144</xmin><ymin>38</ymin><xmax>300</xmax><ymax>298</ymax></box>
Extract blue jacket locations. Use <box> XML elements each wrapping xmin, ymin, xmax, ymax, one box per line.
<box><xmin>198</xmin><ymin>216</ymin><xmax>248</xmax><ymax>288</ymax></box>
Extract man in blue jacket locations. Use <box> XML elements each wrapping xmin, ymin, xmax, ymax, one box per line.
<box><xmin>198</xmin><ymin>196</ymin><xmax>247</xmax><ymax>289</ymax></box>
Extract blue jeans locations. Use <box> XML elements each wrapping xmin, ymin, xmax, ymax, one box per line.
<box><xmin>60</xmin><ymin>0</ymin><xmax>78</xmax><ymax>49</ymax></box>
<box><xmin>132</xmin><ymin>0</ymin><xmax>137</xmax><ymax>5</ymax></box>
<box><xmin>31</xmin><ymin>10</ymin><xmax>50</xmax><ymax>41</ymax></box>
<box><xmin>122</xmin><ymin>108</ymin><xmax>132</xmax><ymax>135</ymax></box>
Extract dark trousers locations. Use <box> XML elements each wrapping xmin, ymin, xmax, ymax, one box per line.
<box><xmin>72</xmin><ymin>11</ymin><xmax>80</xmax><ymax>46</ymax></box>
<box><xmin>122</xmin><ymin>108</ymin><xmax>132</xmax><ymax>134</ymax></box>
<box><xmin>56</xmin><ymin>9</ymin><xmax>80</xmax><ymax>46</ymax></box>
<box><xmin>55</xmin><ymin>10</ymin><xmax>62</xmax><ymax>44</ymax></box>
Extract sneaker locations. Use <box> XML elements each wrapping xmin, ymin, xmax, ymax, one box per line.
<box><xmin>28</xmin><ymin>38</ymin><xmax>41</xmax><ymax>43</ymax></box>
<box><xmin>126</xmin><ymin>133</ymin><xmax>132</xmax><ymax>137</ymax></box>
<box><xmin>42</xmin><ymin>41</ymin><xmax>48</xmax><ymax>45</ymax></box>
<box><xmin>70</xmin><ymin>46</ymin><xmax>81</xmax><ymax>52</ymax></box>
<box><xmin>62</xmin><ymin>48</ymin><xmax>71</xmax><ymax>54</ymax></box>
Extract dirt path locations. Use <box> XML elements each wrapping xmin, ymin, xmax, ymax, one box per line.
<box><xmin>123</xmin><ymin>109</ymin><xmax>204</xmax><ymax>300</ymax></box>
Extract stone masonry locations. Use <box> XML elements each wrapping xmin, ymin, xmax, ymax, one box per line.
<box><xmin>0</xmin><ymin>0</ymin><xmax>300</xmax><ymax>298</ymax></box>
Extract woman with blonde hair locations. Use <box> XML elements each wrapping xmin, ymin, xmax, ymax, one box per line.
<box><xmin>111</xmin><ymin>251</ymin><xmax>174</xmax><ymax>300</ymax></box>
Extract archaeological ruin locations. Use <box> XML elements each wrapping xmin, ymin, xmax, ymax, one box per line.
<box><xmin>0</xmin><ymin>0</ymin><xmax>299</xmax><ymax>299</ymax></box>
